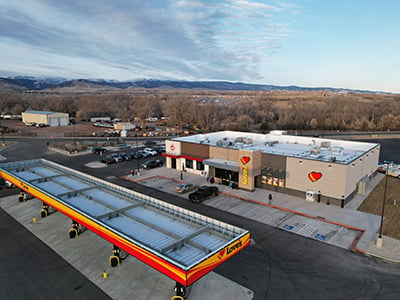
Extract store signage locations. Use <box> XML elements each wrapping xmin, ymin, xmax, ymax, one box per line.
<box><xmin>169</xmin><ymin>144</ymin><xmax>176</xmax><ymax>151</ymax></box>
<box><xmin>218</xmin><ymin>239</ymin><xmax>243</xmax><ymax>259</ymax></box>
<box><xmin>241</xmin><ymin>156</ymin><xmax>250</xmax><ymax>185</ymax></box>
<box><xmin>308</xmin><ymin>171</ymin><xmax>322</xmax><ymax>182</ymax></box>
<box><xmin>240</xmin><ymin>156</ymin><xmax>250</xmax><ymax>164</ymax></box>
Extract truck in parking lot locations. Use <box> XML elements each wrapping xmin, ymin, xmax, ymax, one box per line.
<box><xmin>188</xmin><ymin>186</ymin><xmax>219</xmax><ymax>203</ymax></box>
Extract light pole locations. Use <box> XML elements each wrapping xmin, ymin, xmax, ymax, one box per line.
<box><xmin>1</xmin><ymin>130</ymin><xmax>5</xmax><ymax>147</ymax></box>
<box><xmin>377</xmin><ymin>164</ymin><xmax>389</xmax><ymax>248</ymax></box>
<box><xmin>72</xmin><ymin>123</ymin><xmax>77</xmax><ymax>151</ymax></box>
<box><xmin>135</xmin><ymin>134</ymin><xmax>140</xmax><ymax>174</ymax></box>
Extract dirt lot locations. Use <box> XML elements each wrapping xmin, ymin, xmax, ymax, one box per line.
<box><xmin>1</xmin><ymin>119</ymin><xmax>106</xmax><ymax>138</ymax></box>
<box><xmin>358</xmin><ymin>175</ymin><xmax>400</xmax><ymax>239</ymax></box>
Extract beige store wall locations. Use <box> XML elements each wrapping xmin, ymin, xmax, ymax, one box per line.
<box><xmin>238</xmin><ymin>150</ymin><xmax>262</xmax><ymax>191</ymax></box>
<box><xmin>209</xmin><ymin>146</ymin><xmax>239</xmax><ymax>161</ymax></box>
<box><xmin>286</xmin><ymin>157</ymin><xmax>348</xmax><ymax>199</ymax></box>
<box><xmin>345</xmin><ymin>149</ymin><xmax>379</xmax><ymax>195</ymax></box>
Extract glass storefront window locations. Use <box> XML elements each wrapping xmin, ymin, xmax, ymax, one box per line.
<box><xmin>186</xmin><ymin>159</ymin><xmax>193</xmax><ymax>169</ymax></box>
<box><xmin>196</xmin><ymin>161</ymin><xmax>204</xmax><ymax>170</ymax></box>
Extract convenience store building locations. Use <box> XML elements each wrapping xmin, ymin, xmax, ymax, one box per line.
<box><xmin>163</xmin><ymin>131</ymin><xmax>380</xmax><ymax>207</ymax></box>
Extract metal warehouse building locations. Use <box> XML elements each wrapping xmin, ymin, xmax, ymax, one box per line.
<box><xmin>163</xmin><ymin>130</ymin><xmax>380</xmax><ymax>207</ymax></box>
<box><xmin>22</xmin><ymin>110</ymin><xmax>70</xmax><ymax>127</ymax></box>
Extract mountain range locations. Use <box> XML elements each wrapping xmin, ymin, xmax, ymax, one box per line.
<box><xmin>0</xmin><ymin>76</ymin><xmax>384</xmax><ymax>94</ymax></box>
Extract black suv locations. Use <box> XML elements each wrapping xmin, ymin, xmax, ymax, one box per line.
<box><xmin>141</xmin><ymin>159</ymin><xmax>163</xmax><ymax>169</ymax></box>
<box><xmin>100</xmin><ymin>156</ymin><xmax>114</xmax><ymax>165</ymax></box>
<box><xmin>93</xmin><ymin>147</ymin><xmax>107</xmax><ymax>154</ymax></box>
<box><xmin>188</xmin><ymin>186</ymin><xmax>219</xmax><ymax>203</ymax></box>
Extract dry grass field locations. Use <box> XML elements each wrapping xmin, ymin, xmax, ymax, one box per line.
<box><xmin>358</xmin><ymin>175</ymin><xmax>400</xmax><ymax>239</ymax></box>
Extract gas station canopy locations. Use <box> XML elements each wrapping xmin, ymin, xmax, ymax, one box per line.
<box><xmin>0</xmin><ymin>159</ymin><xmax>250</xmax><ymax>286</ymax></box>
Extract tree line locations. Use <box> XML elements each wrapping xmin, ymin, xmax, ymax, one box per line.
<box><xmin>1</xmin><ymin>89</ymin><xmax>399</xmax><ymax>132</ymax></box>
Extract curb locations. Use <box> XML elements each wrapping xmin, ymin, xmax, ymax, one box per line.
<box><xmin>363</xmin><ymin>251</ymin><xmax>400</xmax><ymax>263</ymax></box>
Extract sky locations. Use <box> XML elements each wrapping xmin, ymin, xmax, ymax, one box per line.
<box><xmin>0</xmin><ymin>0</ymin><xmax>399</xmax><ymax>93</ymax></box>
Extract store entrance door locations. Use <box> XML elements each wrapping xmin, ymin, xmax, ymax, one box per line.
<box><xmin>171</xmin><ymin>158</ymin><xmax>176</xmax><ymax>169</ymax></box>
<box><xmin>215</xmin><ymin>168</ymin><xmax>238</xmax><ymax>187</ymax></box>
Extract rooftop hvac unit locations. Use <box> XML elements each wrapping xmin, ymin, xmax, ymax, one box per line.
<box><xmin>332</xmin><ymin>146</ymin><xmax>344</xmax><ymax>155</ymax></box>
<box><xmin>310</xmin><ymin>147</ymin><xmax>320</xmax><ymax>155</ymax></box>
<box><xmin>235</xmin><ymin>137</ymin><xmax>244</xmax><ymax>143</ymax></box>
<box><xmin>242</xmin><ymin>138</ymin><xmax>253</xmax><ymax>144</ymax></box>
<box><xmin>320</xmin><ymin>141</ymin><xmax>331</xmax><ymax>149</ymax></box>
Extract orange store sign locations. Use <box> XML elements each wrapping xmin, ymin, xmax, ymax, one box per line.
<box><xmin>241</xmin><ymin>156</ymin><xmax>250</xmax><ymax>185</ymax></box>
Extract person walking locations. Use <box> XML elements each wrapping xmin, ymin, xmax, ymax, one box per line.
<box><xmin>268</xmin><ymin>193</ymin><xmax>272</xmax><ymax>205</ymax></box>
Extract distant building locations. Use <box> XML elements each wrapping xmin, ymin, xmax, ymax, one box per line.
<box><xmin>22</xmin><ymin>110</ymin><xmax>69</xmax><ymax>127</ymax></box>
<box><xmin>114</xmin><ymin>122</ymin><xmax>136</xmax><ymax>131</ymax></box>
<box><xmin>163</xmin><ymin>130</ymin><xmax>380</xmax><ymax>207</ymax></box>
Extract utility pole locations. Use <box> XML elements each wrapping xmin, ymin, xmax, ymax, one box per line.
<box><xmin>72</xmin><ymin>123</ymin><xmax>77</xmax><ymax>151</ymax></box>
<box><xmin>377</xmin><ymin>164</ymin><xmax>389</xmax><ymax>248</ymax></box>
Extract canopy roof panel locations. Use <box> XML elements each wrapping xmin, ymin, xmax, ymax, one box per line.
<box><xmin>0</xmin><ymin>159</ymin><xmax>250</xmax><ymax>286</ymax></box>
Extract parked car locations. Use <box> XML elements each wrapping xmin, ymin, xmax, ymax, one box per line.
<box><xmin>143</xmin><ymin>148</ymin><xmax>158</xmax><ymax>156</ymax></box>
<box><xmin>137</xmin><ymin>150</ymin><xmax>150</xmax><ymax>158</ymax></box>
<box><xmin>120</xmin><ymin>152</ymin><xmax>133</xmax><ymax>161</ymax></box>
<box><xmin>1</xmin><ymin>179</ymin><xmax>16</xmax><ymax>189</ymax></box>
<box><xmin>101</xmin><ymin>156</ymin><xmax>114</xmax><ymax>165</ymax></box>
<box><xmin>93</xmin><ymin>147</ymin><xmax>108</xmax><ymax>154</ymax></box>
<box><xmin>188</xmin><ymin>186</ymin><xmax>219</xmax><ymax>203</ymax></box>
<box><xmin>153</xmin><ymin>146</ymin><xmax>166</xmax><ymax>154</ymax></box>
<box><xmin>141</xmin><ymin>159</ymin><xmax>163</xmax><ymax>169</ymax></box>
<box><xmin>143</xmin><ymin>140</ymin><xmax>157</xmax><ymax>146</ymax></box>
<box><xmin>110</xmin><ymin>153</ymin><xmax>123</xmax><ymax>163</ymax></box>
<box><xmin>130</xmin><ymin>152</ymin><xmax>143</xmax><ymax>159</ymax></box>
<box><xmin>5</xmin><ymin>180</ymin><xmax>16</xmax><ymax>189</ymax></box>
<box><xmin>176</xmin><ymin>183</ymin><xmax>199</xmax><ymax>194</ymax></box>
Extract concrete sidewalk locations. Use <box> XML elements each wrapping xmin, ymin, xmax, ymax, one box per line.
<box><xmin>129</xmin><ymin>168</ymin><xmax>400</xmax><ymax>263</ymax></box>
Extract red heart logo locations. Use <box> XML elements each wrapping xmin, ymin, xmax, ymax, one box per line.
<box><xmin>218</xmin><ymin>248</ymin><xmax>225</xmax><ymax>259</ymax></box>
<box><xmin>240</xmin><ymin>156</ymin><xmax>250</xmax><ymax>165</ymax></box>
<box><xmin>308</xmin><ymin>172</ymin><xmax>322</xmax><ymax>182</ymax></box>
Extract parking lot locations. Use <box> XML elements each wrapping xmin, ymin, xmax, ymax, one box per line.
<box><xmin>124</xmin><ymin>167</ymin><xmax>380</xmax><ymax>252</ymax></box>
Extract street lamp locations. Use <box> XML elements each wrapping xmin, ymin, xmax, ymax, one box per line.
<box><xmin>377</xmin><ymin>164</ymin><xmax>389</xmax><ymax>248</ymax></box>
<box><xmin>135</xmin><ymin>134</ymin><xmax>140</xmax><ymax>174</ymax></box>
<box><xmin>1</xmin><ymin>130</ymin><xmax>5</xmax><ymax>147</ymax></box>
<box><xmin>72</xmin><ymin>123</ymin><xmax>77</xmax><ymax>151</ymax></box>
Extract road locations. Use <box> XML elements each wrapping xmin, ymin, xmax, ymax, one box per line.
<box><xmin>0</xmin><ymin>207</ymin><xmax>112</xmax><ymax>300</ymax></box>
<box><xmin>1</xmin><ymin>137</ymin><xmax>400</xmax><ymax>299</ymax></box>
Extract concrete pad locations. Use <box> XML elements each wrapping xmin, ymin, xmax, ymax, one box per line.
<box><xmin>85</xmin><ymin>161</ymin><xmax>108</xmax><ymax>168</ymax></box>
<box><xmin>0</xmin><ymin>194</ymin><xmax>253</xmax><ymax>300</ymax></box>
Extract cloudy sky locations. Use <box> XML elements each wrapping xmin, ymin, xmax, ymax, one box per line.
<box><xmin>0</xmin><ymin>0</ymin><xmax>399</xmax><ymax>92</ymax></box>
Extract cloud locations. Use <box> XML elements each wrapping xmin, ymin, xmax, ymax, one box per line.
<box><xmin>0</xmin><ymin>0</ymin><xmax>299</xmax><ymax>81</ymax></box>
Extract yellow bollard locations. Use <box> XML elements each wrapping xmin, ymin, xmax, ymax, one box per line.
<box><xmin>32</xmin><ymin>216</ymin><xmax>37</xmax><ymax>223</ymax></box>
<box><xmin>102</xmin><ymin>270</ymin><xmax>108</xmax><ymax>279</ymax></box>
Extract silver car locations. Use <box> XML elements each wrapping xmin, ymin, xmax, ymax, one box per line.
<box><xmin>176</xmin><ymin>183</ymin><xmax>199</xmax><ymax>194</ymax></box>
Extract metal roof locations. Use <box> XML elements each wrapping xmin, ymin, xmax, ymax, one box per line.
<box><xmin>23</xmin><ymin>110</ymin><xmax>57</xmax><ymax>115</ymax></box>
<box><xmin>172</xmin><ymin>130</ymin><xmax>380</xmax><ymax>165</ymax></box>
<box><xmin>203</xmin><ymin>158</ymin><xmax>239</xmax><ymax>172</ymax></box>
<box><xmin>0</xmin><ymin>159</ymin><xmax>249</xmax><ymax>285</ymax></box>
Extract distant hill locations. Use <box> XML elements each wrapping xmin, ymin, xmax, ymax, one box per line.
<box><xmin>0</xmin><ymin>76</ymin><xmax>385</xmax><ymax>94</ymax></box>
